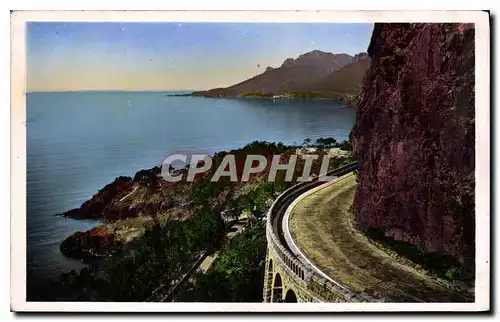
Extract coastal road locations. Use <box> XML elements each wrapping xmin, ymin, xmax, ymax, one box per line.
<box><xmin>283</xmin><ymin>172</ymin><xmax>473</xmax><ymax>302</ymax></box>
<box><xmin>270</xmin><ymin>163</ymin><xmax>358</xmax><ymax>260</ymax></box>
<box><xmin>281</xmin><ymin>174</ymin><xmax>352</xmax><ymax>295</ymax></box>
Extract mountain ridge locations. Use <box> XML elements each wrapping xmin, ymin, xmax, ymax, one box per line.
<box><xmin>192</xmin><ymin>50</ymin><xmax>370</xmax><ymax>98</ymax></box>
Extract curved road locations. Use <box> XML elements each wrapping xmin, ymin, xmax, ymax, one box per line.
<box><xmin>282</xmin><ymin>175</ymin><xmax>352</xmax><ymax>294</ymax></box>
<box><xmin>270</xmin><ymin>162</ymin><xmax>357</xmax><ymax>259</ymax></box>
<box><xmin>280</xmin><ymin>172</ymin><xmax>473</xmax><ymax>302</ymax></box>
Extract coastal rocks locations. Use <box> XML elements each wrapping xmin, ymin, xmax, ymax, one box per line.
<box><xmin>60</xmin><ymin>226</ymin><xmax>117</xmax><ymax>261</ymax></box>
<box><xmin>133</xmin><ymin>166</ymin><xmax>161</xmax><ymax>188</ymax></box>
<box><xmin>58</xmin><ymin>166</ymin><xmax>176</xmax><ymax>260</ymax></box>
<box><xmin>342</xmin><ymin>95</ymin><xmax>358</xmax><ymax>109</ymax></box>
<box><xmin>104</xmin><ymin>199</ymin><xmax>173</xmax><ymax>221</ymax></box>
<box><xmin>61</xmin><ymin>176</ymin><xmax>134</xmax><ymax>220</ymax></box>
<box><xmin>350</xmin><ymin>23</ymin><xmax>475</xmax><ymax>267</ymax></box>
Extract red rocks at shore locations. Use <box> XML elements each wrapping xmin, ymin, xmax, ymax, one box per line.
<box><xmin>60</xmin><ymin>226</ymin><xmax>117</xmax><ymax>261</ymax></box>
<box><xmin>61</xmin><ymin>176</ymin><xmax>134</xmax><ymax>221</ymax></box>
<box><xmin>350</xmin><ymin>23</ymin><xmax>475</xmax><ymax>267</ymax></box>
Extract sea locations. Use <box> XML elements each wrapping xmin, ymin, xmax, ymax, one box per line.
<box><xmin>26</xmin><ymin>91</ymin><xmax>357</xmax><ymax>279</ymax></box>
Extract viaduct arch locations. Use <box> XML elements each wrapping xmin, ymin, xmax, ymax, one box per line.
<box><xmin>262</xmin><ymin>164</ymin><xmax>367</xmax><ymax>303</ymax></box>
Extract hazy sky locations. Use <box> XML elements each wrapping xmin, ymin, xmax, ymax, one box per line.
<box><xmin>27</xmin><ymin>22</ymin><xmax>374</xmax><ymax>92</ymax></box>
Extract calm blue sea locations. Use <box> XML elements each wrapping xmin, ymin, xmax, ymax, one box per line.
<box><xmin>26</xmin><ymin>91</ymin><xmax>356</xmax><ymax>279</ymax></box>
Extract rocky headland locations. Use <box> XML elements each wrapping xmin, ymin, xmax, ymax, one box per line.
<box><xmin>191</xmin><ymin>49</ymin><xmax>370</xmax><ymax>104</ymax></box>
<box><xmin>60</xmin><ymin>226</ymin><xmax>118</xmax><ymax>261</ymax></box>
<box><xmin>57</xmin><ymin>140</ymin><xmax>354</xmax><ymax>262</ymax></box>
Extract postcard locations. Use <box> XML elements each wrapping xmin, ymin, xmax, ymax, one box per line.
<box><xmin>10</xmin><ymin>10</ymin><xmax>490</xmax><ymax>312</ymax></box>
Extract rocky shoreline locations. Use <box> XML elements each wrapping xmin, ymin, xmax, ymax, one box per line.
<box><xmin>190</xmin><ymin>90</ymin><xmax>359</xmax><ymax>108</ymax></box>
<box><xmin>60</xmin><ymin>226</ymin><xmax>119</xmax><ymax>261</ymax></box>
<box><xmin>60</xmin><ymin>176</ymin><xmax>135</xmax><ymax>220</ymax></box>
<box><xmin>57</xmin><ymin>167</ymin><xmax>175</xmax><ymax>261</ymax></box>
<box><xmin>56</xmin><ymin>140</ymin><xmax>355</xmax><ymax>263</ymax></box>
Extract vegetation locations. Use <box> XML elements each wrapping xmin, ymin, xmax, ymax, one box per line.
<box><xmin>133</xmin><ymin>166</ymin><xmax>161</xmax><ymax>188</ymax></box>
<box><xmin>294</xmin><ymin>137</ymin><xmax>354</xmax><ymax>152</ymax></box>
<box><xmin>28</xmin><ymin>138</ymin><xmax>356</xmax><ymax>302</ymax></box>
<box><xmin>177</xmin><ymin>224</ymin><xmax>267</xmax><ymax>302</ymax></box>
<box><xmin>238</xmin><ymin>92</ymin><xmax>274</xmax><ymax>98</ymax></box>
<box><xmin>30</xmin><ymin>177</ymin><xmax>280</xmax><ymax>302</ymax></box>
<box><xmin>237</xmin><ymin>91</ymin><xmax>355</xmax><ymax>101</ymax></box>
<box><xmin>343</xmin><ymin>94</ymin><xmax>358</xmax><ymax>107</ymax></box>
<box><xmin>279</xmin><ymin>91</ymin><xmax>337</xmax><ymax>100</ymax></box>
<box><xmin>235</xmin><ymin>182</ymin><xmax>276</xmax><ymax>216</ymax></box>
<box><xmin>190</xmin><ymin>179</ymin><xmax>222</xmax><ymax>203</ymax></box>
<box><xmin>287</xmin><ymin>91</ymin><xmax>326</xmax><ymax>99</ymax></box>
<box><xmin>240</xmin><ymin>137</ymin><xmax>352</xmax><ymax>152</ymax></box>
<box><xmin>284</xmin><ymin>91</ymin><xmax>356</xmax><ymax>101</ymax></box>
<box><xmin>314</xmin><ymin>137</ymin><xmax>338</xmax><ymax>148</ymax></box>
<box><xmin>302</xmin><ymin>138</ymin><xmax>312</xmax><ymax>147</ymax></box>
<box><xmin>30</xmin><ymin>210</ymin><xmax>225</xmax><ymax>301</ymax></box>
<box><xmin>239</xmin><ymin>140</ymin><xmax>289</xmax><ymax>153</ymax></box>
<box><xmin>365</xmin><ymin>227</ymin><xmax>475</xmax><ymax>284</ymax></box>
<box><xmin>336</xmin><ymin>140</ymin><xmax>353</xmax><ymax>151</ymax></box>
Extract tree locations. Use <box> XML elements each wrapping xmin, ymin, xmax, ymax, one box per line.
<box><xmin>177</xmin><ymin>224</ymin><xmax>267</xmax><ymax>302</ymax></box>
<box><xmin>134</xmin><ymin>168</ymin><xmax>159</xmax><ymax>189</ymax></box>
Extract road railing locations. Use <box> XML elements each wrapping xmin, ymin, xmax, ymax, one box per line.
<box><xmin>265</xmin><ymin>161</ymin><xmax>377</xmax><ymax>302</ymax></box>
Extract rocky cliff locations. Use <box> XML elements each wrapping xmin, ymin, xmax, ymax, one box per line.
<box><xmin>60</xmin><ymin>226</ymin><xmax>117</xmax><ymax>260</ymax></box>
<box><xmin>350</xmin><ymin>23</ymin><xmax>475</xmax><ymax>267</ymax></box>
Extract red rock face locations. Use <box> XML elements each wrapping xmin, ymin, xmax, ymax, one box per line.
<box><xmin>88</xmin><ymin>226</ymin><xmax>110</xmax><ymax>237</ymax></box>
<box><xmin>350</xmin><ymin>23</ymin><xmax>475</xmax><ymax>267</ymax></box>
<box><xmin>60</xmin><ymin>225</ymin><xmax>116</xmax><ymax>260</ymax></box>
<box><xmin>62</xmin><ymin>176</ymin><xmax>134</xmax><ymax>220</ymax></box>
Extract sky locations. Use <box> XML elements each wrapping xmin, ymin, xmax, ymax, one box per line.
<box><xmin>27</xmin><ymin>22</ymin><xmax>374</xmax><ymax>92</ymax></box>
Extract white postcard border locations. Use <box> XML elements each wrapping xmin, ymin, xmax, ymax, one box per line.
<box><xmin>10</xmin><ymin>10</ymin><xmax>490</xmax><ymax>312</ymax></box>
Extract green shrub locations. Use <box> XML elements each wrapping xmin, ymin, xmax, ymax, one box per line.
<box><xmin>365</xmin><ymin>228</ymin><xmax>474</xmax><ymax>284</ymax></box>
<box><xmin>43</xmin><ymin>210</ymin><xmax>225</xmax><ymax>301</ymax></box>
<box><xmin>178</xmin><ymin>224</ymin><xmax>267</xmax><ymax>302</ymax></box>
<box><xmin>190</xmin><ymin>179</ymin><xmax>221</xmax><ymax>203</ymax></box>
<box><xmin>445</xmin><ymin>267</ymin><xmax>459</xmax><ymax>281</ymax></box>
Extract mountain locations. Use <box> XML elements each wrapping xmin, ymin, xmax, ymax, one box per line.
<box><xmin>192</xmin><ymin>50</ymin><xmax>366</xmax><ymax>97</ymax></box>
<box><xmin>353</xmin><ymin>52</ymin><xmax>370</xmax><ymax>61</ymax></box>
<box><xmin>279</xmin><ymin>50</ymin><xmax>353</xmax><ymax>71</ymax></box>
<box><xmin>290</xmin><ymin>55</ymin><xmax>370</xmax><ymax>94</ymax></box>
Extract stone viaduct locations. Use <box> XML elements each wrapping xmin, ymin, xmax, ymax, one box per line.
<box><xmin>262</xmin><ymin>162</ymin><xmax>372</xmax><ymax>303</ymax></box>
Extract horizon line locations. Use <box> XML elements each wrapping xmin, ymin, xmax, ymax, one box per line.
<box><xmin>26</xmin><ymin>89</ymin><xmax>199</xmax><ymax>93</ymax></box>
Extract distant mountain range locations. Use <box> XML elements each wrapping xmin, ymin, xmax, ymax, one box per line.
<box><xmin>192</xmin><ymin>50</ymin><xmax>370</xmax><ymax>98</ymax></box>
